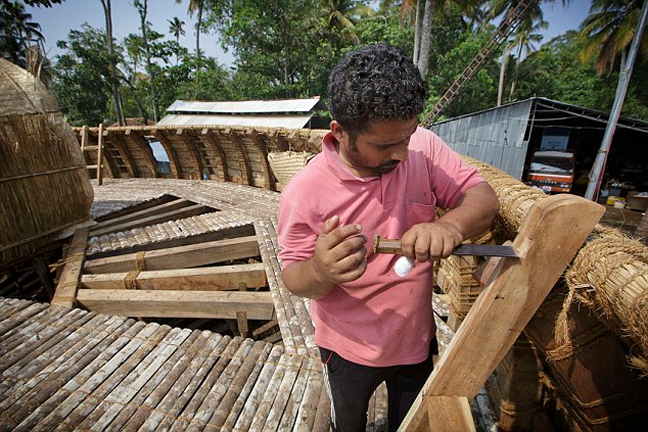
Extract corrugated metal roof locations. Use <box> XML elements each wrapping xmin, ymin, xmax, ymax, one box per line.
<box><xmin>156</xmin><ymin>113</ymin><xmax>314</xmax><ymax>129</ymax></box>
<box><xmin>431</xmin><ymin>99</ymin><xmax>533</xmax><ymax>180</ymax></box>
<box><xmin>166</xmin><ymin>98</ymin><xmax>326</xmax><ymax>114</ymax></box>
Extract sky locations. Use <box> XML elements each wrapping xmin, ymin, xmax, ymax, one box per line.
<box><xmin>27</xmin><ymin>0</ymin><xmax>594</xmax><ymax>69</ymax></box>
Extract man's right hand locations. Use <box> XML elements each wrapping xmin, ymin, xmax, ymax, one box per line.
<box><xmin>311</xmin><ymin>215</ymin><xmax>368</xmax><ymax>286</ymax></box>
<box><xmin>281</xmin><ymin>215</ymin><xmax>368</xmax><ymax>299</ymax></box>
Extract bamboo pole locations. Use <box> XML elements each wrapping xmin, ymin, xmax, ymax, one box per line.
<box><xmin>97</xmin><ymin>123</ymin><xmax>104</xmax><ymax>185</ymax></box>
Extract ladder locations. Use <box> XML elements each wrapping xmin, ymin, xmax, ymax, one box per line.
<box><xmin>423</xmin><ymin>0</ymin><xmax>539</xmax><ymax>126</ymax></box>
<box><xmin>80</xmin><ymin>124</ymin><xmax>104</xmax><ymax>185</ymax></box>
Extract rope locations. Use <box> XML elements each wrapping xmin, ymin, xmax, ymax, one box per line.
<box><xmin>124</xmin><ymin>271</ymin><xmax>140</xmax><ymax>290</ymax></box>
<box><xmin>135</xmin><ymin>251</ymin><xmax>146</xmax><ymax>271</ymax></box>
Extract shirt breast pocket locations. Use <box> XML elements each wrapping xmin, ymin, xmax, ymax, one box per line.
<box><xmin>406</xmin><ymin>198</ymin><xmax>437</xmax><ymax>227</ymax></box>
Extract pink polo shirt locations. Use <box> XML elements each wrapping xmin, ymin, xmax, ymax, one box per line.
<box><xmin>277</xmin><ymin>127</ymin><xmax>484</xmax><ymax>367</ymax></box>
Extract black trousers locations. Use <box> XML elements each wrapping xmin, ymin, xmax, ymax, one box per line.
<box><xmin>319</xmin><ymin>339</ymin><xmax>438</xmax><ymax>432</ymax></box>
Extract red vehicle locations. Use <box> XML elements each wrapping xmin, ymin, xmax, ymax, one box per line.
<box><xmin>526</xmin><ymin>150</ymin><xmax>576</xmax><ymax>193</ymax></box>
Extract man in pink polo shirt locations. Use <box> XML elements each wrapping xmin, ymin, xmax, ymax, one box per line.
<box><xmin>277</xmin><ymin>44</ymin><xmax>499</xmax><ymax>432</ymax></box>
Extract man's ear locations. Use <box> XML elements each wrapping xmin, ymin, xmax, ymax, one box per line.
<box><xmin>330</xmin><ymin>121</ymin><xmax>346</xmax><ymax>142</ymax></box>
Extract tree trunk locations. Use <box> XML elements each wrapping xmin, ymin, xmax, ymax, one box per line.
<box><xmin>498</xmin><ymin>44</ymin><xmax>512</xmax><ymax>106</ymax></box>
<box><xmin>101</xmin><ymin>0</ymin><xmax>125</xmax><ymax>126</ymax></box>
<box><xmin>416</xmin><ymin>0</ymin><xmax>434</xmax><ymax>77</ymax></box>
<box><xmin>413</xmin><ymin>0</ymin><xmax>422</xmax><ymax>65</ymax></box>
<box><xmin>195</xmin><ymin>1</ymin><xmax>203</xmax><ymax>84</ymax></box>
<box><xmin>509</xmin><ymin>43</ymin><xmax>524</xmax><ymax>100</ymax></box>
<box><xmin>137</xmin><ymin>0</ymin><xmax>160</xmax><ymax>122</ymax></box>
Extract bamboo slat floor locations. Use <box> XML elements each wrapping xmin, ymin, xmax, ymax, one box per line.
<box><xmin>0</xmin><ymin>297</ymin><xmax>330</xmax><ymax>432</ymax></box>
<box><xmin>2</xmin><ymin>179</ymin><xmax>495</xmax><ymax>431</ymax></box>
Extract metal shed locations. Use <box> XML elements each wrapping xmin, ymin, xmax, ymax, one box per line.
<box><xmin>430</xmin><ymin>97</ymin><xmax>648</xmax><ymax>194</ymax></box>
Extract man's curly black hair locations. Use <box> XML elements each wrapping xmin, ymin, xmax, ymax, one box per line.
<box><xmin>327</xmin><ymin>43</ymin><xmax>429</xmax><ymax>136</ymax></box>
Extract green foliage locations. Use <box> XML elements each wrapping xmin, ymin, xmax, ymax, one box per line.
<box><xmin>0</xmin><ymin>1</ymin><xmax>45</xmax><ymax>66</ymax></box>
<box><xmin>51</xmin><ymin>24</ymin><xmax>117</xmax><ymax>125</ymax></box>
<box><xmin>41</xmin><ymin>0</ymin><xmax>647</xmax><ymax>126</ymax></box>
<box><xmin>514</xmin><ymin>31</ymin><xmax>647</xmax><ymax>121</ymax></box>
<box><xmin>427</xmin><ymin>28</ymin><xmax>500</xmax><ymax>119</ymax></box>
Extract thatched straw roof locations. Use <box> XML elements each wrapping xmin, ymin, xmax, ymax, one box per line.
<box><xmin>0</xmin><ymin>59</ymin><xmax>93</xmax><ymax>267</ymax></box>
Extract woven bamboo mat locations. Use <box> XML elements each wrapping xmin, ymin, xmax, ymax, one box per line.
<box><xmin>0</xmin><ymin>297</ymin><xmax>330</xmax><ymax>431</ymax></box>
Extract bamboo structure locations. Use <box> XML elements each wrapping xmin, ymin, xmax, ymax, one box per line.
<box><xmin>74</xmin><ymin>124</ymin><xmax>326</xmax><ymax>190</ymax></box>
<box><xmin>462</xmin><ymin>156</ymin><xmax>648</xmax><ymax>376</ymax></box>
<box><xmin>0</xmin><ymin>59</ymin><xmax>93</xmax><ymax>267</ymax></box>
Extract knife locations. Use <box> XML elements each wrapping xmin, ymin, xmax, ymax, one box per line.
<box><xmin>372</xmin><ymin>236</ymin><xmax>519</xmax><ymax>258</ymax></box>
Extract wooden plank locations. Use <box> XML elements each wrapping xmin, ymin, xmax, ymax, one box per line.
<box><xmin>83</xmin><ymin>236</ymin><xmax>260</xmax><ymax>273</ymax></box>
<box><xmin>87</xmin><ymin>224</ymin><xmax>256</xmax><ymax>259</ymax></box>
<box><xmin>76</xmin><ymin>289</ymin><xmax>275</xmax><ymax>319</ymax></box>
<box><xmin>93</xmin><ymin>195</ymin><xmax>177</xmax><ymax>223</ymax></box>
<box><xmin>426</xmin><ymin>396</ymin><xmax>475</xmax><ymax>432</ymax></box>
<box><xmin>81</xmin><ymin>263</ymin><xmax>266</xmax><ymax>291</ymax></box>
<box><xmin>400</xmin><ymin>194</ymin><xmax>604</xmax><ymax>431</ymax></box>
<box><xmin>51</xmin><ymin>228</ymin><xmax>89</xmax><ymax>307</ymax></box>
<box><xmin>89</xmin><ymin>200</ymin><xmax>206</xmax><ymax>237</ymax></box>
<box><xmin>97</xmin><ymin>123</ymin><xmax>104</xmax><ymax>185</ymax></box>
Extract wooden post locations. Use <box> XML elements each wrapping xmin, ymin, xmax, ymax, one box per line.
<box><xmin>97</xmin><ymin>123</ymin><xmax>104</xmax><ymax>185</ymax></box>
<box><xmin>399</xmin><ymin>194</ymin><xmax>604</xmax><ymax>431</ymax></box>
<box><xmin>80</xmin><ymin>125</ymin><xmax>89</xmax><ymax>151</ymax></box>
<box><xmin>51</xmin><ymin>227</ymin><xmax>89</xmax><ymax>307</ymax></box>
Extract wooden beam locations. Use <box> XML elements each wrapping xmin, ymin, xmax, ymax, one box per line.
<box><xmin>247</xmin><ymin>129</ymin><xmax>276</xmax><ymax>190</ymax></box>
<box><xmin>153</xmin><ymin>130</ymin><xmax>183</xmax><ymax>178</ymax></box>
<box><xmin>87</xmin><ymin>224</ymin><xmax>256</xmax><ymax>259</ymax></box>
<box><xmin>84</xmin><ymin>236</ymin><xmax>260</xmax><ymax>273</ymax></box>
<box><xmin>177</xmin><ymin>129</ymin><xmax>204</xmax><ymax>179</ymax></box>
<box><xmin>81</xmin><ymin>263</ymin><xmax>267</xmax><ymax>291</ymax></box>
<box><xmin>76</xmin><ymin>289</ymin><xmax>274</xmax><ymax>319</ymax></box>
<box><xmin>109</xmin><ymin>131</ymin><xmax>140</xmax><ymax>177</ymax></box>
<box><xmin>125</xmin><ymin>131</ymin><xmax>158</xmax><ymax>178</ymax></box>
<box><xmin>93</xmin><ymin>194</ymin><xmax>177</xmax><ymax>223</ymax></box>
<box><xmin>228</xmin><ymin>130</ymin><xmax>253</xmax><ymax>186</ymax></box>
<box><xmin>425</xmin><ymin>396</ymin><xmax>475</xmax><ymax>432</ymax></box>
<box><xmin>399</xmin><ymin>195</ymin><xmax>604</xmax><ymax>431</ymax></box>
<box><xmin>89</xmin><ymin>198</ymin><xmax>199</xmax><ymax>234</ymax></box>
<box><xmin>51</xmin><ymin>228</ymin><xmax>89</xmax><ymax>307</ymax></box>
<box><xmin>89</xmin><ymin>203</ymin><xmax>208</xmax><ymax>237</ymax></box>
<box><xmin>97</xmin><ymin>124</ymin><xmax>104</xmax><ymax>185</ymax></box>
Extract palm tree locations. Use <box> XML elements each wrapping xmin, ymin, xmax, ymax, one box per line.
<box><xmin>405</xmin><ymin>0</ymin><xmax>482</xmax><ymax>77</ymax></box>
<box><xmin>134</xmin><ymin>0</ymin><xmax>160</xmax><ymax>122</ymax></box>
<box><xmin>99</xmin><ymin>0</ymin><xmax>125</xmax><ymax>126</ymax></box>
<box><xmin>0</xmin><ymin>1</ymin><xmax>45</xmax><ymax>66</ymax></box>
<box><xmin>175</xmin><ymin>0</ymin><xmax>204</xmax><ymax>82</ymax></box>
<box><xmin>509</xmin><ymin>22</ymin><xmax>546</xmax><ymax>99</ymax></box>
<box><xmin>168</xmin><ymin>17</ymin><xmax>185</xmax><ymax>66</ymax></box>
<box><xmin>168</xmin><ymin>16</ymin><xmax>186</xmax><ymax>44</ymax></box>
<box><xmin>487</xmin><ymin>0</ymin><xmax>545</xmax><ymax>105</ymax></box>
<box><xmin>325</xmin><ymin>0</ymin><xmax>374</xmax><ymax>44</ymax></box>
<box><xmin>579</xmin><ymin>0</ymin><xmax>648</xmax><ymax>75</ymax></box>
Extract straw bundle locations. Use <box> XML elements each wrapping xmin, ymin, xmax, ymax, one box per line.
<box><xmin>563</xmin><ymin>227</ymin><xmax>648</xmax><ymax>374</ymax></box>
<box><xmin>461</xmin><ymin>155</ymin><xmax>648</xmax><ymax>374</ymax></box>
<box><xmin>0</xmin><ymin>59</ymin><xmax>93</xmax><ymax>266</ymax></box>
<box><xmin>267</xmin><ymin>151</ymin><xmax>316</xmax><ymax>187</ymax></box>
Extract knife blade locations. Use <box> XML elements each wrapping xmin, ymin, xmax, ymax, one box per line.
<box><xmin>372</xmin><ymin>236</ymin><xmax>519</xmax><ymax>258</ymax></box>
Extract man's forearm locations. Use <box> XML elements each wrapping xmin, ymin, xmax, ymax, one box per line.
<box><xmin>439</xmin><ymin>182</ymin><xmax>500</xmax><ymax>241</ymax></box>
<box><xmin>281</xmin><ymin>260</ymin><xmax>336</xmax><ymax>300</ymax></box>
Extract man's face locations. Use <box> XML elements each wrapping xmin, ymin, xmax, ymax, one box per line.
<box><xmin>331</xmin><ymin>117</ymin><xmax>418</xmax><ymax>178</ymax></box>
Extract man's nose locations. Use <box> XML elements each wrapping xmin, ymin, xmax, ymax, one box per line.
<box><xmin>391</xmin><ymin>141</ymin><xmax>409</xmax><ymax>162</ymax></box>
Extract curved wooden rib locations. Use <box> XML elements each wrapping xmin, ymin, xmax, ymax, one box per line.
<box><xmin>153</xmin><ymin>130</ymin><xmax>183</xmax><ymax>179</ymax></box>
